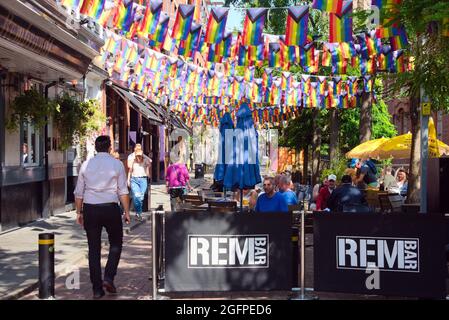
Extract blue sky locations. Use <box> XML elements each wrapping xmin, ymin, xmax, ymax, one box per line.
<box><xmin>226</xmin><ymin>7</ymin><xmax>244</xmax><ymax>32</ymax></box>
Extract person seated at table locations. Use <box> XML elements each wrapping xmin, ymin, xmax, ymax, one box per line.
<box><xmin>380</xmin><ymin>166</ymin><xmax>397</xmax><ymax>191</ymax></box>
<box><xmin>255</xmin><ymin>177</ymin><xmax>289</xmax><ymax>213</ymax></box>
<box><xmin>394</xmin><ymin>169</ymin><xmax>408</xmax><ymax>197</ymax></box>
<box><xmin>235</xmin><ymin>188</ymin><xmax>258</xmax><ymax>210</ymax></box>
<box><xmin>316</xmin><ymin>174</ymin><xmax>337</xmax><ymax>211</ymax></box>
<box><xmin>326</xmin><ymin>175</ymin><xmax>369</xmax><ymax>212</ymax></box>
<box><xmin>278</xmin><ymin>175</ymin><xmax>298</xmax><ymax>206</ymax></box>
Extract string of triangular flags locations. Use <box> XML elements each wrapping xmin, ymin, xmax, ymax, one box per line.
<box><xmin>59</xmin><ymin>0</ymin><xmax>424</xmax><ymax>75</ymax></box>
<box><xmin>102</xmin><ymin>29</ymin><xmax>380</xmax><ymax>127</ymax></box>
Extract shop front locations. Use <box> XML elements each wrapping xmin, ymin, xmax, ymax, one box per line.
<box><xmin>0</xmin><ymin>1</ymin><xmax>99</xmax><ymax>231</ymax></box>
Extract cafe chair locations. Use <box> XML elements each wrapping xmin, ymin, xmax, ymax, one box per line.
<box><xmin>379</xmin><ymin>193</ymin><xmax>403</xmax><ymax>213</ymax></box>
<box><xmin>183</xmin><ymin>194</ymin><xmax>204</xmax><ymax>206</ymax></box>
<box><xmin>178</xmin><ymin>202</ymin><xmax>208</xmax><ymax>213</ymax></box>
<box><xmin>207</xmin><ymin>200</ymin><xmax>237</xmax><ymax>213</ymax></box>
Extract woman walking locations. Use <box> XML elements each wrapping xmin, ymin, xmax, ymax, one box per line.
<box><xmin>166</xmin><ymin>160</ymin><xmax>191</xmax><ymax>212</ymax></box>
<box><xmin>128</xmin><ymin>149</ymin><xmax>151</xmax><ymax>221</ymax></box>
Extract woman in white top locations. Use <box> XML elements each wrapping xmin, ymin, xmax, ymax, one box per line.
<box><xmin>127</xmin><ymin>150</ymin><xmax>151</xmax><ymax>220</ymax></box>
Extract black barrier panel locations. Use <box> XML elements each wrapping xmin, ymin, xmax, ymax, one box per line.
<box><xmin>165</xmin><ymin>211</ymin><xmax>292</xmax><ymax>292</ymax></box>
<box><xmin>313</xmin><ymin>212</ymin><xmax>447</xmax><ymax>299</ymax></box>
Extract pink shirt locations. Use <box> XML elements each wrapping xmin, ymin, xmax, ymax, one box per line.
<box><xmin>166</xmin><ymin>163</ymin><xmax>189</xmax><ymax>188</ymax></box>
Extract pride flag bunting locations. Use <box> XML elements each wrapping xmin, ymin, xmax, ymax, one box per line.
<box><xmin>113</xmin><ymin>0</ymin><xmax>135</xmax><ymax>32</ymax></box>
<box><xmin>242</xmin><ymin>8</ymin><xmax>268</xmax><ymax>46</ymax></box>
<box><xmin>80</xmin><ymin>0</ymin><xmax>106</xmax><ymax>20</ymax></box>
<box><xmin>312</xmin><ymin>0</ymin><xmax>343</xmax><ymax>15</ymax></box>
<box><xmin>205</xmin><ymin>7</ymin><xmax>229</xmax><ymax>44</ymax></box>
<box><xmin>285</xmin><ymin>6</ymin><xmax>309</xmax><ymax>46</ymax></box>
<box><xmin>138</xmin><ymin>0</ymin><xmax>163</xmax><ymax>36</ymax></box>
<box><xmin>172</xmin><ymin>4</ymin><xmax>195</xmax><ymax>40</ymax></box>
<box><xmin>179</xmin><ymin>22</ymin><xmax>202</xmax><ymax>58</ymax></box>
<box><xmin>389</xmin><ymin>27</ymin><xmax>408</xmax><ymax>50</ymax></box>
<box><xmin>149</xmin><ymin>12</ymin><xmax>169</xmax><ymax>45</ymax></box>
<box><xmin>329</xmin><ymin>0</ymin><xmax>353</xmax><ymax>43</ymax></box>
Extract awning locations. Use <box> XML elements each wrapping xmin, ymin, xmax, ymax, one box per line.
<box><xmin>110</xmin><ymin>85</ymin><xmax>163</xmax><ymax>125</ymax></box>
<box><xmin>145</xmin><ymin>98</ymin><xmax>192</xmax><ymax>135</ymax></box>
<box><xmin>170</xmin><ymin>111</ymin><xmax>192</xmax><ymax>135</ymax></box>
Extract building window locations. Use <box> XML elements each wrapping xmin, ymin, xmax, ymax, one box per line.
<box><xmin>22</xmin><ymin>80</ymin><xmax>43</xmax><ymax>166</ymax></box>
<box><xmin>22</xmin><ymin>121</ymin><xmax>40</xmax><ymax>166</ymax></box>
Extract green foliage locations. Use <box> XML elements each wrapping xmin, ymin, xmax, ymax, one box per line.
<box><xmin>53</xmin><ymin>95</ymin><xmax>105</xmax><ymax>150</ymax></box>
<box><xmin>386</xmin><ymin>0</ymin><xmax>449</xmax><ymax>111</ymax></box>
<box><xmin>320</xmin><ymin>156</ymin><xmax>348</xmax><ymax>183</ymax></box>
<box><xmin>6</xmin><ymin>89</ymin><xmax>56</xmax><ymax>131</ymax></box>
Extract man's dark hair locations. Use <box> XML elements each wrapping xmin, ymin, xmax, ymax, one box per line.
<box><xmin>341</xmin><ymin>175</ymin><xmax>352</xmax><ymax>184</ymax></box>
<box><xmin>95</xmin><ymin>135</ymin><xmax>111</xmax><ymax>153</ymax></box>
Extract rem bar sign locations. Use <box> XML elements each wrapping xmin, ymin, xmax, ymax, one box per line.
<box><xmin>336</xmin><ymin>236</ymin><xmax>419</xmax><ymax>273</ymax></box>
<box><xmin>188</xmin><ymin>235</ymin><xmax>269</xmax><ymax>269</ymax></box>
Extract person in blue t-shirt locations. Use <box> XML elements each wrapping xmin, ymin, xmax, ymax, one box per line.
<box><xmin>255</xmin><ymin>177</ymin><xmax>289</xmax><ymax>213</ymax></box>
<box><xmin>278</xmin><ymin>175</ymin><xmax>298</xmax><ymax>206</ymax></box>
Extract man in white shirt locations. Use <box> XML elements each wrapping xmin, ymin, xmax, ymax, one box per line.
<box><xmin>74</xmin><ymin>136</ymin><xmax>130</xmax><ymax>299</ymax></box>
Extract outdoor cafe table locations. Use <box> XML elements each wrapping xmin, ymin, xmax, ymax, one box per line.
<box><xmin>162</xmin><ymin>211</ymin><xmax>293</xmax><ymax>292</ymax></box>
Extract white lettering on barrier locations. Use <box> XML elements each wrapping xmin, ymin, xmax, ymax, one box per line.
<box><xmin>188</xmin><ymin>235</ymin><xmax>269</xmax><ymax>269</ymax></box>
<box><xmin>336</xmin><ymin>236</ymin><xmax>419</xmax><ymax>273</ymax></box>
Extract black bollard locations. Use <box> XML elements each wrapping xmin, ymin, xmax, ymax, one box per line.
<box><xmin>291</xmin><ymin>226</ymin><xmax>299</xmax><ymax>288</ymax></box>
<box><xmin>39</xmin><ymin>233</ymin><xmax>55</xmax><ymax>299</ymax></box>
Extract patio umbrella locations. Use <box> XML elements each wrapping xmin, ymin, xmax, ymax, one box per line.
<box><xmin>213</xmin><ymin>112</ymin><xmax>234</xmax><ymax>193</ymax></box>
<box><xmin>347</xmin><ymin>118</ymin><xmax>449</xmax><ymax>160</ymax></box>
<box><xmin>345</xmin><ymin>137</ymin><xmax>390</xmax><ymax>159</ymax></box>
<box><xmin>223</xmin><ymin>103</ymin><xmax>262</xmax><ymax>211</ymax></box>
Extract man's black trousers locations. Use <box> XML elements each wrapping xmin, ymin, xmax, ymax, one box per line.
<box><xmin>83</xmin><ymin>203</ymin><xmax>123</xmax><ymax>292</ymax></box>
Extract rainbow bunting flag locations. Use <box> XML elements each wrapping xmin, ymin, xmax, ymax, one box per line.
<box><xmin>113</xmin><ymin>0</ymin><xmax>135</xmax><ymax>32</ymax></box>
<box><xmin>179</xmin><ymin>22</ymin><xmax>202</xmax><ymax>58</ymax></box>
<box><xmin>285</xmin><ymin>6</ymin><xmax>309</xmax><ymax>46</ymax></box>
<box><xmin>268</xmin><ymin>43</ymin><xmax>283</xmax><ymax>68</ymax></box>
<box><xmin>389</xmin><ymin>27</ymin><xmax>408</xmax><ymax>50</ymax></box>
<box><xmin>149</xmin><ymin>12</ymin><xmax>169</xmax><ymax>45</ymax></box>
<box><xmin>221</xmin><ymin>31</ymin><xmax>233</xmax><ymax>59</ymax></box>
<box><xmin>104</xmin><ymin>31</ymin><xmax>121</xmax><ymax>54</ymax></box>
<box><xmin>162</xmin><ymin>36</ymin><xmax>178</xmax><ymax>52</ymax></box>
<box><xmin>98</xmin><ymin>2</ymin><xmax>118</xmax><ymax>27</ymax></box>
<box><xmin>138</xmin><ymin>0</ymin><xmax>163</xmax><ymax>36</ymax></box>
<box><xmin>300</xmin><ymin>43</ymin><xmax>315</xmax><ymax>69</ymax></box>
<box><xmin>80</xmin><ymin>0</ymin><xmax>106</xmax><ymax>20</ymax></box>
<box><xmin>329</xmin><ymin>0</ymin><xmax>353</xmax><ymax>43</ymax></box>
<box><xmin>242</xmin><ymin>8</ymin><xmax>267</xmax><ymax>46</ymax></box>
<box><xmin>205</xmin><ymin>7</ymin><xmax>229</xmax><ymax>44</ymax></box>
<box><xmin>208</xmin><ymin>43</ymin><xmax>222</xmax><ymax>63</ymax></box>
<box><xmin>375</xmin><ymin>26</ymin><xmax>401</xmax><ymax>38</ymax></box>
<box><xmin>61</xmin><ymin>0</ymin><xmax>82</xmax><ymax>11</ymax></box>
<box><xmin>312</xmin><ymin>0</ymin><xmax>343</xmax><ymax>15</ymax></box>
<box><xmin>393</xmin><ymin>50</ymin><xmax>406</xmax><ymax>73</ymax></box>
<box><xmin>172</xmin><ymin>4</ymin><xmax>195</xmax><ymax>40</ymax></box>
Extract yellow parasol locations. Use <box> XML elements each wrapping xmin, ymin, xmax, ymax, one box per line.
<box><xmin>345</xmin><ymin>137</ymin><xmax>390</xmax><ymax>159</ymax></box>
<box><xmin>347</xmin><ymin>118</ymin><xmax>449</xmax><ymax>160</ymax></box>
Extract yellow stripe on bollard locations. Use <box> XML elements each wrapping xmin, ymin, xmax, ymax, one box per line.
<box><xmin>291</xmin><ymin>236</ymin><xmax>299</xmax><ymax>242</ymax></box>
<box><xmin>38</xmin><ymin>239</ymin><xmax>54</xmax><ymax>245</ymax></box>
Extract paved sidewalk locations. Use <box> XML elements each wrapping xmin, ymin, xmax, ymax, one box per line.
<box><xmin>0</xmin><ymin>210</ymin><xmax>150</xmax><ymax>300</ymax></box>
<box><xmin>1</xmin><ymin>172</ymin><xmax>210</xmax><ymax>300</ymax></box>
<box><xmin>21</xmin><ymin>220</ymin><xmax>153</xmax><ymax>300</ymax></box>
